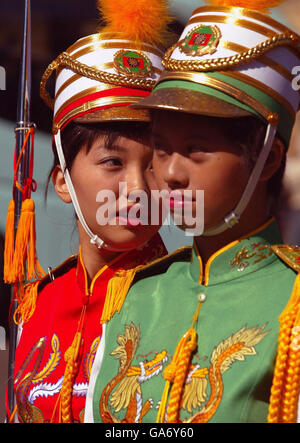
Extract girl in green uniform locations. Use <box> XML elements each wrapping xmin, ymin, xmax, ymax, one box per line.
<box><xmin>88</xmin><ymin>0</ymin><xmax>300</xmax><ymax>423</ymax></box>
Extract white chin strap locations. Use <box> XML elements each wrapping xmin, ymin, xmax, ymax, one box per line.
<box><xmin>54</xmin><ymin>130</ymin><xmax>130</xmax><ymax>252</ymax></box>
<box><xmin>203</xmin><ymin>122</ymin><xmax>278</xmax><ymax>237</ymax></box>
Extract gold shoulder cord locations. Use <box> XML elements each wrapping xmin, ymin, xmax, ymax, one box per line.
<box><xmin>162</xmin><ymin>32</ymin><xmax>300</xmax><ymax>72</ymax></box>
<box><xmin>40</xmin><ymin>52</ymin><xmax>156</xmax><ymax>109</ymax></box>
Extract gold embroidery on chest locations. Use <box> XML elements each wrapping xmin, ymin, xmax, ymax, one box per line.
<box><xmin>100</xmin><ymin>323</ymin><xmax>168</xmax><ymax>423</ymax></box>
<box><xmin>15</xmin><ymin>334</ymin><xmax>101</xmax><ymax>423</ymax></box>
<box><xmin>230</xmin><ymin>243</ymin><xmax>273</xmax><ymax>271</ymax></box>
<box><xmin>15</xmin><ymin>334</ymin><xmax>61</xmax><ymax>423</ymax></box>
<box><xmin>183</xmin><ymin>324</ymin><xmax>269</xmax><ymax>423</ymax></box>
<box><xmin>83</xmin><ymin>336</ymin><xmax>100</xmax><ymax>382</ymax></box>
<box><xmin>100</xmin><ymin>323</ymin><xmax>269</xmax><ymax>423</ymax></box>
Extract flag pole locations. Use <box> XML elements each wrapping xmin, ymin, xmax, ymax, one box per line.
<box><xmin>6</xmin><ymin>0</ymin><xmax>34</xmax><ymax>421</ymax></box>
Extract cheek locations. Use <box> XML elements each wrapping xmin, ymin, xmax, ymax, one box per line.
<box><xmin>199</xmin><ymin>154</ymin><xmax>248</xmax><ymax>193</ymax></box>
<box><xmin>200</xmin><ymin>154</ymin><xmax>250</xmax><ymax>223</ymax></box>
<box><xmin>152</xmin><ymin>155</ymin><xmax>166</xmax><ymax>189</ymax></box>
<box><xmin>220</xmin><ymin>154</ymin><xmax>249</xmax><ymax>190</ymax></box>
<box><xmin>71</xmin><ymin>163</ymin><xmax>119</xmax><ymax>203</ymax></box>
<box><xmin>144</xmin><ymin>169</ymin><xmax>159</xmax><ymax>192</ymax></box>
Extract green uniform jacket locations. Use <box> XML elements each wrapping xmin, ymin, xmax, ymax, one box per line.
<box><xmin>89</xmin><ymin>220</ymin><xmax>298</xmax><ymax>423</ymax></box>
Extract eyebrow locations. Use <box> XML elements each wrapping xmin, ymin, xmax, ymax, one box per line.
<box><xmin>104</xmin><ymin>143</ymin><xmax>127</xmax><ymax>153</ymax></box>
<box><xmin>152</xmin><ymin>132</ymin><xmax>209</xmax><ymax>143</ymax></box>
<box><xmin>151</xmin><ymin>132</ymin><xmax>164</xmax><ymax>140</ymax></box>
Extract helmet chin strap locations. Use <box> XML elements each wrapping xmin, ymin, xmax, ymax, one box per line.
<box><xmin>54</xmin><ymin>130</ymin><xmax>133</xmax><ymax>253</ymax></box>
<box><xmin>203</xmin><ymin>122</ymin><xmax>278</xmax><ymax>237</ymax></box>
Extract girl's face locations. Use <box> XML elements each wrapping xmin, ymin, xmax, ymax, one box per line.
<box><xmin>151</xmin><ymin>111</ymin><xmax>251</xmax><ymax>234</ymax></box>
<box><xmin>55</xmin><ymin>132</ymin><xmax>160</xmax><ymax>250</ymax></box>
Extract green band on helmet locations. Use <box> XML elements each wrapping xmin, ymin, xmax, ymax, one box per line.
<box><xmin>211</xmin><ymin>72</ymin><xmax>294</xmax><ymax>147</ymax></box>
<box><xmin>155</xmin><ymin>75</ymin><xmax>294</xmax><ymax>147</ymax></box>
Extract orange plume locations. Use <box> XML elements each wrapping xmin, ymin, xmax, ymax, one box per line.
<box><xmin>97</xmin><ymin>0</ymin><xmax>173</xmax><ymax>48</ymax></box>
<box><xmin>205</xmin><ymin>0</ymin><xmax>285</xmax><ymax>13</ymax></box>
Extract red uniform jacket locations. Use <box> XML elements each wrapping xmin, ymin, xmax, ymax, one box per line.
<box><xmin>13</xmin><ymin>234</ymin><xmax>166</xmax><ymax>423</ymax></box>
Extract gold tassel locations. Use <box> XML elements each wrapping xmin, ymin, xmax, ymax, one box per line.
<box><xmin>60</xmin><ymin>304</ymin><xmax>86</xmax><ymax>423</ymax></box>
<box><xmin>156</xmin><ymin>329</ymin><xmax>197</xmax><ymax>423</ymax></box>
<box><xmin>4</xmin><ymin>200</ymin><xmax>15</xmax><ymax>284</ymax></box>
<box><xmin>156</xmin><ymin>301</ymin><xmax>202</xmax><ymax>423</ymax></box>
<box><xmin>268</xmin><ymin>273</ymin><xmax>300</xmax><ymax>423</ymax></box>
<box><xmin>60</xmin><ymin>331</ymin><xmax>84</xmax><ymax>423</ymax></box>
<box><xmin>12</xmin><ymin>199</ymin><xmax>45</xmax><ymax>283</ymax></box>
<box><xmin>13</xmin><ymin>280</ymin><xmax>40</xmax><ymax>325</ymax></box>
<box><xmin>100</xmin><ymin>267</ymin><xmax>141</xmax><ymax>324</ymax></box>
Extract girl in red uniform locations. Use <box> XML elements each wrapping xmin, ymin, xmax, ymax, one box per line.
<box><xmin>10</xmin><ymin>0</ymin><xmax>172</xmax><ymax>423</ymax></box>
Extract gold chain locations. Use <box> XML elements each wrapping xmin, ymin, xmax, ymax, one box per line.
<box><xmin>40</xmin><ymin>52</ymin><xmax>156</xmax><ymax>109</ymax></box>
<box><xmin>162</xmin><ymin>32</ymin><xmax>300</xmax><ymax>72</ymax></box>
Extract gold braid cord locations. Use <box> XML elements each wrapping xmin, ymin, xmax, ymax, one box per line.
<box><xmin>162</xmin><ymin>32</ymin><xmax>300</xmax><ymax>72</ymax></box>
<box><xmin>40</xmin><ymin>52</ymin><xmax>156</xmax><ymax>109</ymax></box>
<box><xmin>268</xmin><ymin>274</ymin><xmax>300</xmax><ymax>423</ymax></box>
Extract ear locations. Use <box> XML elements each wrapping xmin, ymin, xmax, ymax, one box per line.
<box><xmin>259</xmin><ymin>137</ymin><xmax>285</xmax><ymax>182</ymax></box>
<box><xmin>51</xmin><ymin>165</ymin><xmax>72</xmax><ymax>204</ymax></box>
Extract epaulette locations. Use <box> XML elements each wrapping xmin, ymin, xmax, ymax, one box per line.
<box><xmin>271</xmin><ymin>245</ymin><xmax>300</xmax><ymax>273</ymax></box>
<box><xmin>17</xmin><ymin>255</ymin><xmax>78</xmax><ymax>325</ymax></box>
<box><xmin>35</xmin><ymin>255</ymin><xmax>78</xmax><ymax>292</ymax></box>
<box><xmin>133</xmin><ymin>246</ymin><xmax>192</xmax><ymax>284</ymax></box>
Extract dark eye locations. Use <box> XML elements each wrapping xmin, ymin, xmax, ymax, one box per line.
<box><xmin>188</xmin><ymin>146</ymin><xmax>208</xmax><ymax>154</ymax></box>
<box><xmin>100</xmin><ymin>157</ymin><xmax>123</xmax><ymax>167</ymax></box>
<box><xmin>153</xmin><ymin>144</ymin><xmax>167</xmax><ymax>157</ymax></box>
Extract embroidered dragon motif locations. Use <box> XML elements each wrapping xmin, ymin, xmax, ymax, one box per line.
<box><xmin>182</xmin><ymin>324</ymin><xmax>269</xmax><ymax>422</ymax></box>
<box><xmin>100</xmin><ymin>323</ymin><xmax>269</xmax><ymax>423</ymax></box>
<box><xmin>100</xmin><ymin>323</ymin><xmax>168</xmax><ymax>423</ymax></box>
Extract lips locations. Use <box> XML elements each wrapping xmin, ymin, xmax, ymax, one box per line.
<box><xmin>168</xmin><ymin>198</ymin><xmax>194</xmax><ymax>210</ymax></box>
<box><xmin>116</xmin><ymin>204</ymin><xmax>145</xmax><ymax>227</ymax></box>
<box><xmin>115</xmin><ymin>215</ymin><xmax>143</xmax><ymax>227</ymax></box>
<box><xmin>166</xmin><ymin>192</ymin><xmax>195</xmax><ymax>210</ymax></box>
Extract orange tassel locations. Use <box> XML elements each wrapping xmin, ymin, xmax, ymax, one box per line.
<box><xmin>4</xmin><ymin>200</ymin><xmax>15</xmax><ymax>284</ymax></box>
<box><xmin>98</xmin><ymin>0</ymin><xmax>173</xmax><ymax>47</ymax></box>
<box><xmin>14</xmin><ymin>280</ymin><xmax>40</xmax><ymax>325</ymax></box>
<box><xmin>12</xmin><ymin>199</ymin><xmax>45</xmax><ymax>283</ymax></box>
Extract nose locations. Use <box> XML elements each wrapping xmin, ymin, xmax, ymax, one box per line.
<box><xmin>124</xmin><ymin>166</ymin><xmax>149</xmax><ymax>201</ymax></box>
<box><xmin>163</xmin><ymin>152</ymin><xmax>189</xmax><ymax>190</ymax></box>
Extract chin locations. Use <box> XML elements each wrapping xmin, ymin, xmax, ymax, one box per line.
<box><xmin>170</xmin><ymin>214</ymin><xmax>203</xmax><ymax>236</ymax></box>
<box><xmin>96</xmin><ymin>226</ymin><xmax>156</xmax><ymax>251</ymax></box>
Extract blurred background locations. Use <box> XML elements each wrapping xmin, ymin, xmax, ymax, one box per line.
<box><xmin>0</xmin><ymin>0</ymin><xmax>299</xmax><ymax>422</ymax></box>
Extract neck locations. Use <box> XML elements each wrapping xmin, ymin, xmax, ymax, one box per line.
<box><xmin>195</xmin><ymin>188</ymin><xmax>273</xmax><ymax>265</ymax></box>
<box><xmin>77</xmin><ymin>223</ymin><xmax>121</xmax><ymax>283</ymax></box>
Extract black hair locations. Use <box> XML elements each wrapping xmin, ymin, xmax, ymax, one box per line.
<box><xmin>45</xmin><ymin>120</ymin><xmax>151</xmax><ymax>200</ymax></box>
